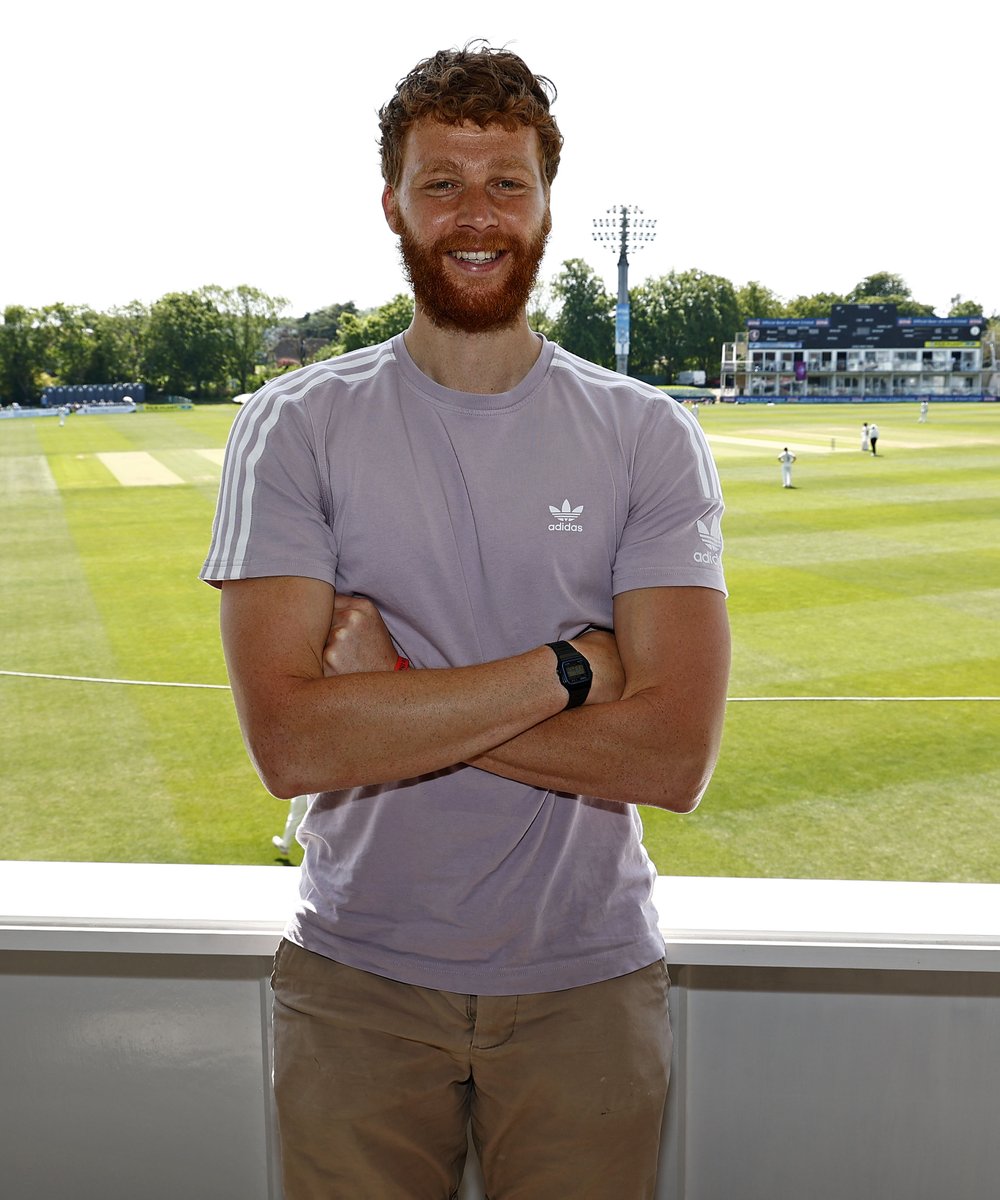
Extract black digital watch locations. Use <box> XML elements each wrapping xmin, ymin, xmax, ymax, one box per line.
<box><xmin>546</xmin><ymin>641</ymin><xmax>593</xmax><ymax>710</ymax></box>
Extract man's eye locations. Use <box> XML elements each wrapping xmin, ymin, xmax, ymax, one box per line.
<box><xmin>497</xmin><ymin>179</ymin><xmax>524</xmax><ymax>190</ymax></box>
<box><xmin>428</xmin><ymin>181</ymin><xmax>456</xmax><ymax>191</ymax></box>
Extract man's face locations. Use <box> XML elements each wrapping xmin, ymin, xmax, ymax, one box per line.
<box><xmin>382</xmin><ymin>119</ymin><xmax>551</xmax><ymax>334</ymax></box>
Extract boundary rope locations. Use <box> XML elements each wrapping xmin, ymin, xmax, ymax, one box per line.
<box><xmin>1</xmin><ymin>670</ymin><xmax>230</xmax><ymax>690</ymax></box>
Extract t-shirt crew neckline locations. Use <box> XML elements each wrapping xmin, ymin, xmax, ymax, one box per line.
<box><xmin>391</xmin><ymin>331</ymin><xmax>556</xmax><ymax>415</ymax></box>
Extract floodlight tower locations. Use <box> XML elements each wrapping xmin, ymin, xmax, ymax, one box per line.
<box><xmin>592</xmin><ymin>205</ymin><xmax>657</xmax><ymax>374</ymax></box>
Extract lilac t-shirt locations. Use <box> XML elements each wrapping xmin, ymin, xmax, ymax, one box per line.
<box><xmin>202</xmin><ymin>334</ymin><xmax>726</xmax><ymax>994</ymax></box>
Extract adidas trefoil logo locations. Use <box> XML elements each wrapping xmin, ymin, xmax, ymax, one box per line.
<box><xmin>548</xmin><ymin>499</ymin><xmax>584</xmax><ymax>533</ymax></box>
<box><xmin>697</xmin><ymin>516</ymin><xmax>722</xmax><ymax>551</ymax></box>
<box><xmin>694</xmin><ymin>516</ymin><xmax>722</xmax><ymax>564</ymax></box>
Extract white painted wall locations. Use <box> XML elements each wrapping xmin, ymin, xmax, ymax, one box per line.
<box><xmin>2</xmin><ymin>864</ymin><xmax>998</xmax><ymax>1199</ymax></box>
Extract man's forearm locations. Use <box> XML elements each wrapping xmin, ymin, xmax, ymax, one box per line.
<box><xmin>221</xmin><ymin>576</ymin><xmax>725</xmax><ymax>807</ymax></box>
<box><xmin>470</xmin><ymin>587</ymin><xmax>731</xmax><ymax>811</ymax></box>
<box><xmin>232</xmin><ymin>647</ymin><xmax>570</xmax><ymax>798</ymax></box>
<box><xmin>221</xmin><ymin>578</ymin><xmax>624</xmax><ymax>799</ymax></box>
<box><xmin>468</xmin><ymin>688</ymin><xmax>724</xmax><ymax>812</ymax></box>
<box><xmin>222</xmin><ymin>577</ymin><xmax>597</xmax><ymax>797</ymax></box>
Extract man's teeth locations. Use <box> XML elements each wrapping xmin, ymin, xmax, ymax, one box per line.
<box><xmin>451</xmin><ymin>250</ymin><xmax>500</xmax><ymax>262</ymax></box>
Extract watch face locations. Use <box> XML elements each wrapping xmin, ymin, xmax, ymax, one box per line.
<box><xmin>562</xmin><ymin>660</ymin><xmax>590</xmax><ymax>684</ymax></box>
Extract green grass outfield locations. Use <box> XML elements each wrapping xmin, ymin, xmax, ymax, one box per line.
<box><xmin>1</xmin><ymin>400</ymin><xmax>998</xmax><ymax>880</ymax></box>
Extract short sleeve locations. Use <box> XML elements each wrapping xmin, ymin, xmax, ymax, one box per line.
<box><xmin>199</xmin><ymin>385</ymin><xmax>337</xmax><ymax>587</ymax></box>
<box><xmin>612</xmin><ymin>399</ymin><xmax>727</xmax><ymax>597</ymax></box>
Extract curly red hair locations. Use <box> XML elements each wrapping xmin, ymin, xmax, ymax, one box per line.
<box><xmin>378</xmin><ymin>41</ymin><xmax>563</xmax><ymax>188</ymax></box>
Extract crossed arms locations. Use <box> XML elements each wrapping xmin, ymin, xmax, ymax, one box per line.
<box><xmin>219</xmin><ymin>576</ymin><xmax>730</xmax><ymax>812</ymax></box>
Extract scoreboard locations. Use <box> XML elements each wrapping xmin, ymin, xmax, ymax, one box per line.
<box><xmin>746</xmin><ymin>304</ymin><xmax>983</xmax><ymax>349</ymax></box>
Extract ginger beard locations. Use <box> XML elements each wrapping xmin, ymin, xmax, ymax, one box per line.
<box><xmin>397</xmin><ymin>208</ymin><xmax>551</xmax><ymax>334</ymax></box>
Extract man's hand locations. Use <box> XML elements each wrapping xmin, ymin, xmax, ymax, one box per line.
<box><xmin>323</xmin><ymin>593</ymin><xmax>399</xmax><ymax>676</ymax></box>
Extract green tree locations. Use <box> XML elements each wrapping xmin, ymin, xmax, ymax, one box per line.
<box><xmin>202</xmin><ymin>284</ymin><xmax>288</xmax><ymax>393</ymax></box>
<box><xmin>948</xmin><ymin>295</ymin><xmax>984</xmax><ymax>318</ymax></box>
<box><xmin>297</xmin><ymin>302</ymin><xmax>357</xmax><ymax>342</ymax></box>
<box><xmin>629</xmin><ymin>276</ymin><xmax>684</xmax><ymax>379</ymax></box>
<box><xmin>846</xmin><ymin>273</ymin><xmax>934</xmax><ymax>317</ymax></box>
<box><xmin>37</xmin><ymin>303</ymin><xmax>105</xmax><ymax>385</ymax></box>
<box><xmin>629</xmin><ymin>269</ymin><xmax>739</xmax><ymax>380</ymax></box>
<box><xmin>784</xmin><ymin>291</ymin><xmax>847</xmax><ymax>318</ymax></box>
<box><xmin>675</xmin><ymin>269</ymin><xmax>740</xmax><ymax>375</ymax></box>
<box><xmin>144</xmin><ymin>291</ymin><xmax>228</xmax><ymax>397</ymax></box>
<box><xmin>0</xmin><ymin>306</ymin><xmax>48</xmax><ymax>403</ymax></box>
<box><xmin>331</xmin><ymin>294</ymin><xmax>415</xmax><ymax>354</ymax></box>
<box><xmin>736</xmin><ymin>280</ymin><xmax>785</xmax><ymax>326</ymax></box>
<box><xmin>548</xmin><ymin>258</ymin><xmax>614</xmax><ymax>368</ymax></box>
<box><xmin>850</xmin><ymin>272</ymin><xmax>911</xmax><ymax>301</ymax></box>
<box><xmin>92</xmin><ymin>301</ymin><xmax>149</xmax><ymax>382</ymax></box>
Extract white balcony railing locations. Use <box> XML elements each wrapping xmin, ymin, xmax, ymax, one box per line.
<box><xmin>2</xmin><ymin>861</ymin><xmax>999</xmax><ymax>1200</ymax></box>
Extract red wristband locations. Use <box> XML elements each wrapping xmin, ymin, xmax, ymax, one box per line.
<box><xmin>394</xmin><ymin>656</ymin><xmax>411</xmax><ymax>671</ymax></box>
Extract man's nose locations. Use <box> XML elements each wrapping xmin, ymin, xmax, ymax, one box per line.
<box><xmin>456</xmin><ymin>186</ymin><xmax>498</xmax><ymax>230</ymax></box>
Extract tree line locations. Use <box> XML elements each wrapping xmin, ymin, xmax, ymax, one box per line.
<box><xmin>1</xmin><ymin>269</ymin><xmax>992</xmax><ymax>404</ymax></box>
<box><xmin>534</xmin><ymin>265</ymin><xmax>991</xmax><ymax>379</ymax></box>
<box><xmin>0</xmin><ymin>286</ymin><xmax>290</xmax><ymax>405</ymax></box>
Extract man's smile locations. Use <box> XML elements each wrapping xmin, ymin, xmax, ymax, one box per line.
<box><xmin>449</xmin><ymin>249</ymin><xmax>504</xmax><ymax>263</ymax></box>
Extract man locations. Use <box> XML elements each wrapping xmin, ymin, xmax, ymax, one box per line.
<box><xmin>869</xmin><ymin>420</ymin><xmax>880</xmax><ymax>455</ymax></box>
<box><xmin>202</xmin><ymin>43</ymin><xmax>730</xmax><ymax>1200</ymax></box>
<box><xmin>271</xmin><ymin>793</ymin><xmax>308</xmax><ymax>858</ymax></box>
<box><xmin>778</xmin><ymin>446</ymin><xmax>796</xmax><ymax>488</ymax></box>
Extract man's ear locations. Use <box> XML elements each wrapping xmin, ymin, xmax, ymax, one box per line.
<box><xmin>382</xmin><ymin>185</ymin><xmax>402</xmax><ymax>235</ymax></box>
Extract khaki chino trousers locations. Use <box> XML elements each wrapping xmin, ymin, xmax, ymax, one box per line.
<box><xmin>272</xmin><ymin>939</ymin><xmax>672</xmax><ymax>1199</ymax></box>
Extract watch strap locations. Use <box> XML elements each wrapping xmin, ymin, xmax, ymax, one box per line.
<box><xmin>546</xmin><ymin>640</ymin><xmax>592</xmax><ymax>710</ymax></box>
